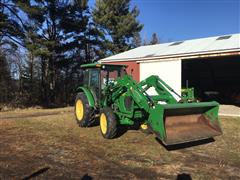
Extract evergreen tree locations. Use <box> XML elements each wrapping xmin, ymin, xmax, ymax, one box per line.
<box><xmin>60</xmin><ymin>0</ymin><xmax>105</xmax><ymax>63</ymax></box>
<box><xmin>0</xmin><ymin>0</ymin><xmax>25</xmax><ymax>105</ymax></box>
<box><xmin>17</xmin><ymin>0</ymin><xmax>103</xmax><ymax>106</ymax></box>
<box><xmin>21</xmin><ymin>52</ymin><xmax>41</xmax><ymax>105</ymax></box>
<box><xmin>142</xmin><ymin>39</ymin><xmax>149</xmax><ymax>46</ymax></box>
<box><xmin>93</xmin><ymin>0</ymin><xmax>143</xmax><ymax>54</ymax></box>
<box><xmin>132</xmin><ymin>32</ymin><xmax>142</xmax><ymax>48</ymax></box>
<box><xmin>0</xmin><ymin>0</ymin><xmax>145</xmax><ymax>107</ymax></box>
<box><xmin>17</xmin><ymin>0</ymin><xmax>66</xmax><ymax>105</ymax></box>
<box><xmin>0</xmin><ymin>0</ymin><xmax>25</xmax><ymax>46</ymax></box>
<box><xmin>150</xmin><ymin>32</ymin><xmax>159</xmax><ymax>45</ymax></box>
<box><xmin>0</xmin><ymin>52</ymin><xmax>13</xmax><ymax>103</ymax></box>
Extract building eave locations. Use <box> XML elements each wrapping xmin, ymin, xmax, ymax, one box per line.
<box><xmin>99</xmin><ymin>48</ymin><xmax>240</xmax><ymax>63</ymax></box>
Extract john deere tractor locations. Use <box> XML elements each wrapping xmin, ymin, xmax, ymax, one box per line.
<box><xmin>75</xmin><ymin>63</ymin><xmax>222</xmax><ymax>145</ymax></box>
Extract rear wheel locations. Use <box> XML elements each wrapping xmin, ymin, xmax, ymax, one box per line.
<box><xmin>100</xmin><ymin>107</ymin><xmax>117</xmax><ymax>139</ymax></box>
<box><xmin>75</xmin><ymin>92</ymin><xmax>94</xmax><ymax>127</ymax></box>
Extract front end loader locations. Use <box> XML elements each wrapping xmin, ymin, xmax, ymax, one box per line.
<box><xmin>75</xmin><ymin>63</ymin><xmax>222</xmax><ymax>145</ymax></box>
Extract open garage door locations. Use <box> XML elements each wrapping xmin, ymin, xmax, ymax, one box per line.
<box><xmin>182</xmin><ymin>55</ymin><xmax>240</xmax><ymax>105</ymax></box>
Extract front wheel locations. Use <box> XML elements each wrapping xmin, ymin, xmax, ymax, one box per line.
<box><xmin>75</xmin><ymin>92</ymin><xmax>94</xmax><ymax>127</ymax></box>
<box><xmin>100</xmin><ymin>107</ymin><xmax>118</xmax><ymax>139</ymax></box>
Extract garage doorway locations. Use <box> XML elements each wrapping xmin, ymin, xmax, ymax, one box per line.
<box><xmin>182</xmin><ymin>55</ymin><xmax>240</xmax><ymax>105</ymax></box>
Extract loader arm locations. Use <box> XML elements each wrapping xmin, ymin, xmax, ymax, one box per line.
<box><xmin>108</xmin><ymin>75</ymin><xmax>181</xmax><ymax>111</ymax></box>
<box><xmin>108</xmin><ymin>75</ymin><xmax>153</xmax><ymax>112</ymax></box>
<box><xmin>106</xmin><ymin>74</ymin><xmax>222</xmax><ymax>145</ymax></box>
<box><xmin>138</xmin><ymin>75</ymin><xmax>180</xmax><ymax>104</ymax></box>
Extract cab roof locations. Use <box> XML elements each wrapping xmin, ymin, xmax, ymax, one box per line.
<box><xmin>81</xmin><ymin>63</ymin><xmax>127</xmax><ymax>69</ymax></box>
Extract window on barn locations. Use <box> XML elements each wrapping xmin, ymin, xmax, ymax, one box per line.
<box><xmin>170</xmin><ymin>41</ymin><xmax>184</xmax><ymax>46</ymax></box>
<box><xmin>216</xmin><ymin>35</ymin><xmax>232</xmax><ymax>40</ymax></box>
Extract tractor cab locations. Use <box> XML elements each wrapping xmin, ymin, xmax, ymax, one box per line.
<box><xmin>80</xmin><ymin>63</ymin><xmax>127</xmax><ymax>105</ymax></box>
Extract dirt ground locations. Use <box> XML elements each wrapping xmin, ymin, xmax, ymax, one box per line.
<box><xmin>0</xmin><ymin>108</ymin><xmax>240</xmax><ymax>179</ymax></box>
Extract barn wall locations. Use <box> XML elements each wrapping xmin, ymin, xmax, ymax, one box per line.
<box><xmin>105</xmin><ymin>61</ymin><xmax>140</xmax><ymax>82</ymax></box>
<box><xmin>140</xmin><ymin>60</ymin><xmax>182</xmax><ymax>100</ymax></box>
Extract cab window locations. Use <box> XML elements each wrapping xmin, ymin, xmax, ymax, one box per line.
<box><xmin>100</xmin><ymin>66</ymin><xmax>126</xmax><ymax>89</ymax></box>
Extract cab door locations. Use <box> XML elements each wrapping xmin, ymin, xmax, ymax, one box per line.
<box><xmin>84</xmin><ymin>68</ymin><xmax>101</xmax><ymax>104</ymax></box>
<box><xmin>88</xmin><ymin>68</ymin><xmax>101</xmax><ymax>104</ymax></box>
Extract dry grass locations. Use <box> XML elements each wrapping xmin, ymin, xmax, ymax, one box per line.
<box><xmin>0</xmin><ymin>107</ymin><xmax>239</xmax><ymax>179</ymax></box>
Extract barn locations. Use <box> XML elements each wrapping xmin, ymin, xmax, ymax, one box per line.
<box><xmin>99</xmin><ymin>33</ymin><xmax>240</xmax><ymax>104</ymax></box>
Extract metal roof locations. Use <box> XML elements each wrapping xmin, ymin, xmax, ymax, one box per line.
<box><xmin>100</xmin><ymin>33</ymin><xmax>240</xmax><ymax>62</ymax></box>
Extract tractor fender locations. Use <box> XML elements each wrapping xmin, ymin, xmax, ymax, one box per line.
<box><xmin>76</xmin><ymin>87</ymin><xmax>95</xmax><ymax>108</ymax></box>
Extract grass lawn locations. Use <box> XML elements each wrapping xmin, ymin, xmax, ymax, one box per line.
<box><xmin>0</xmin><ymin>107</ymin><xmax>239</xmax><ymax>179</ymax></box>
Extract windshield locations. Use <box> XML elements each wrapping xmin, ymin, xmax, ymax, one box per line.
<box><xmin>101</xmin><ymin>66</ymin><xmax>126</xmax><ymax>89</ymax></box>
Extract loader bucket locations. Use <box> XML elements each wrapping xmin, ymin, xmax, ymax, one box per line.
<box><xmin>154</xmin><ymin>102</ymin><xmax>222</xmax><ymax>145</ymax></box>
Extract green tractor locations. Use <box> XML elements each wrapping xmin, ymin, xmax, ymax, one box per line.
<box><xmin>75</xmin><ymin>63</ymin><xmax>222</xmax><ymax>145</ymax></box>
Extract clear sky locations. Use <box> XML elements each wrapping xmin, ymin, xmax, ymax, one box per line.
<box><xmin>89</xmin><ymin>0</ymin><xmax>240</xmax><ymax>43</ymax></box>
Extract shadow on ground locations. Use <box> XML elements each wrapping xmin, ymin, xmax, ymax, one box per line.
<box><xmin>176</xmin><ymin>173</ymin><xmax>192</xmax><ymax>180</ymax></box>
<box><xmin>155</xmin><ymin>137</ymin><xmax>215</xmax><ymax>151</ymax></box>
<box><xmin>23</xmin><ymin>167</ymin><xmax>50</xmax><ymax>180</ymax></box>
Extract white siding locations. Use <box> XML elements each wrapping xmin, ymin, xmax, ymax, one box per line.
<box><xmin>140</xmin><ymin>60</ymin><xmax>182</xmax><ymax>100</ymax></box>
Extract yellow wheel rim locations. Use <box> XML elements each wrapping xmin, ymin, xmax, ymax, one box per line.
<box><xmin>141</xmin><ymin>124</ymin><xmax>148</xmax><ymax>130</ymax></box>
<box><xmin>76</xmin><ymin>100</ymin><xmax>84</xmax><ymax>121</ymax></box>
<box><xmin>100</xmin><ymin>113</ymin><xmax>107</xmax><ymax>134</ymax></box>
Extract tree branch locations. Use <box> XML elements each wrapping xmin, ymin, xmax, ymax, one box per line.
<box><xmin>0</xmin><ymin>2</ymin><xmax>26</xmax><ymax>30</ymax></box>
<box><xmin>0</xmin><ymin>30</ymin><xmax>24</xmax><ymax>47</ymax></box>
